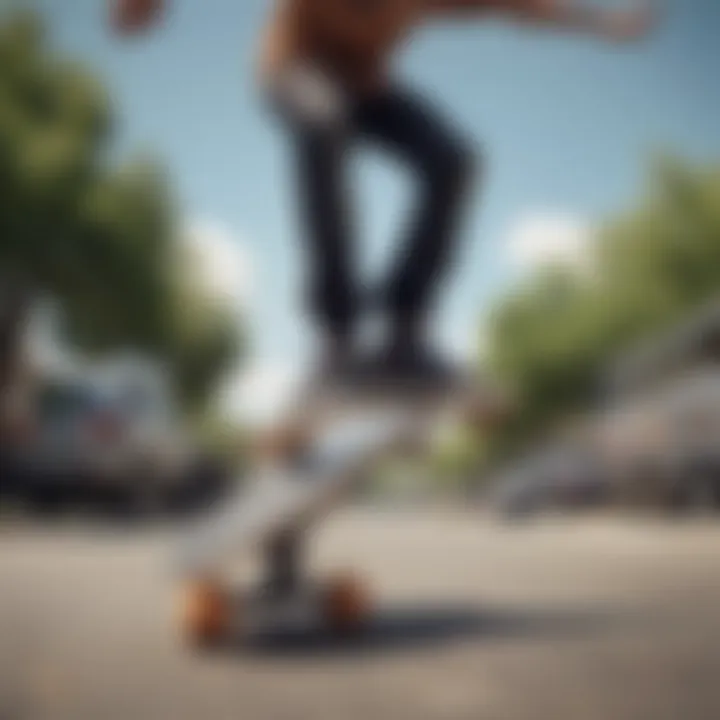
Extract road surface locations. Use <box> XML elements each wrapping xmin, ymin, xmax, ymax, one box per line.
<box><xmin>1</xmin><ymin>510</ymin><xmax>720</xmax><ymax>720</ymax></box>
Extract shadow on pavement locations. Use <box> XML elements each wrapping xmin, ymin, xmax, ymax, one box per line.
<box><xmin>224</xmin><ymin>603</ymin><xmax>628</xmax><ymax>660</ymax></box>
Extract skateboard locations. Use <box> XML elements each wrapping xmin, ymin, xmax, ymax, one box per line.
<box><xmin>175</xmin><ymin>375</ymin><xmax>501</xmax><ymax>647</ymax></box>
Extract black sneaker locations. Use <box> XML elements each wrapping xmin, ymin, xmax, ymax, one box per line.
<box><xmin>309</xmin><ymin>336</ymin><xmax>357</xmax><ymax>390</ymax></box>
<box><xmin>358</xmin><ymin>340</ymin><xmax>463</xmax><ymax>394</ymax></box>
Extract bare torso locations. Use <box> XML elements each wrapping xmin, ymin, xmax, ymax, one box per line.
<box><xmin>260</xmin><ymin>0</ymin><xmax>423</xmax><ymax>92</ymax></box>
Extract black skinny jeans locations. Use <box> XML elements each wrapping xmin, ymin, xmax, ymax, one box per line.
<box><xmin>274</xmin><ymin>77</ymin><xmax>478</xmax><ymax>341</ymax></box>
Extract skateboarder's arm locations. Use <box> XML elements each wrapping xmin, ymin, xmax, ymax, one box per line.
<box><xmin>422</xmin><ymin>0</ymin><xmax>657</xmax><ymax>42</ymax></box>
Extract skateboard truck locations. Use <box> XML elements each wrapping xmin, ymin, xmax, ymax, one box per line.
<box><xmin>263</xmin><ymin>527</ymin><xmax>303</xmax><ymax>598</ymax></box>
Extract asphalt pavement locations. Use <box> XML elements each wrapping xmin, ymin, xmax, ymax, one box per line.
<box><xmin>1</xmin><ymin>510</ymin><xmax>719</xmax><ymax>720</ymax></box>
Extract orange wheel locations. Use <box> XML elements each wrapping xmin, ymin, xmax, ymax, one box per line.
<box><xmin>322</xmin><ymin>573</ymin><xmax>370</xmax><ymax>634</ymax></box>
<box><xmin>179</xmin><ymin>579</ymin><xmax>232</xmax><ymax>648</ymax></box>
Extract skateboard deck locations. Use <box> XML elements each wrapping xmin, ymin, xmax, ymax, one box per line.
<box><xmin>175</xmin><ymin>375</ymin><xmax>502</xmax><ymax>646</ymax></box>
<box><xmin>177</xmin><ymin>407</ymin><xmax>417</xmax><ymax>577</ymax></box>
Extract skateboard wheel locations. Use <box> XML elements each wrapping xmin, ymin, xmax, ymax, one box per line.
<box><xmin>179</xmin><ymin>579</ymin><xmax>232</xmax><ymax>647</ymax></box>
<box><xmin>322</xmin><ymin>573</ymin><xmax>370</xmax><ymax>634</ymax></box>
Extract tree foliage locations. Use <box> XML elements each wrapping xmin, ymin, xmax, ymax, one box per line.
<box><xmin>486</xmin><ymin>158</ymin><xmax>720</xmax><ymax>452</ymax></box>
<box><xmin>0</xmin><ymin>10</ymin><xmax>242</xmax><ymax>415</ymax></box>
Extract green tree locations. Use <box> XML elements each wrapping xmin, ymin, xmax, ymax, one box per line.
<box><xmin>0</xmin><ymin>10</ymin><xmax>243</xmax><ymax>424</ymax></box>
<box><xmin>486</xmin><ymin>158</ymin><xmax>720</xmax><ymax>454</ymax></box>
<box><xmin>166</xmin><ymin>244</ymin><xmax>245</xmax><ymax>414</ymax></box>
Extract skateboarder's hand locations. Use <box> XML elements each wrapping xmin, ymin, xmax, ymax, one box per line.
<box><xmin>111</xmin><ymin>0</ymin><xmax>164</xmax><ymax>36</ymax></box>
<box><xmin>599</xmin><ymin>1</ymin><xmax>658</xmax><ymax>43</ymax></box>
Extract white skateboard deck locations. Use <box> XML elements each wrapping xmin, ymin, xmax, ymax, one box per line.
<box><xmin>177</xmin><ymin>408</ymin><xmax>421</xmax><ymax>577</ymax></box>
<box><xmin>175</xmin><ymin>370</ymin><xmax>497</xmax><ymax>578</ymax></box>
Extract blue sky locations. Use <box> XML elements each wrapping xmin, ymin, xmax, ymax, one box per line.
<box><xmin>33</xmin><ymin>0</ymin><xmax>720</xmax><ymax>417</ymax></box>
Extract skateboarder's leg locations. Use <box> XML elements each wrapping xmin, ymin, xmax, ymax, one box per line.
<box><xmin>267</xmin><ymin>65</ymin><xmax>359</xmax><ymax>367</ymax></box>
<box><xmin>357</xmin><ymin>87</ymin><xmax>479</xmax><ymax>376</ymax></box>
<box><xmin>293</xmin><ymin>126</ymin><xmax>357</xmax><ymax>349</ymax></box>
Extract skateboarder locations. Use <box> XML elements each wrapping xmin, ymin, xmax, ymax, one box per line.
<box><xmin>115</xmin><ymin>0</ymin><xmax>655</xmax><ymax>387</ymax></box>
<box><xmin>113</xmin><ymin>0</ymin><xmax>657</xmax><ymax>623</ymax></box>
<box><xmin>258</xmin><ymin>0</ymin><xmax>655</xmax><ymax>388</ymax></box>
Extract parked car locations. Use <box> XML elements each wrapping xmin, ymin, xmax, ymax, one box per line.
<box><xmin>665</xmin><ymin>446</ymin><xmax>720</xmax><ymax>513</ymax></box>
<box><xmin>599</xmin><ymin>371</ymin><xmax>720</xmax><ymax>513</ymax></box>
<box><xmin>491</xmin><ymin>444</ymin><xmax>609</xmax><ymax>518</ymax></box>
<box><xmin>7</xmin><ymin>372</ymin><xmax>228</xmax><ymax>515</ymax></box>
